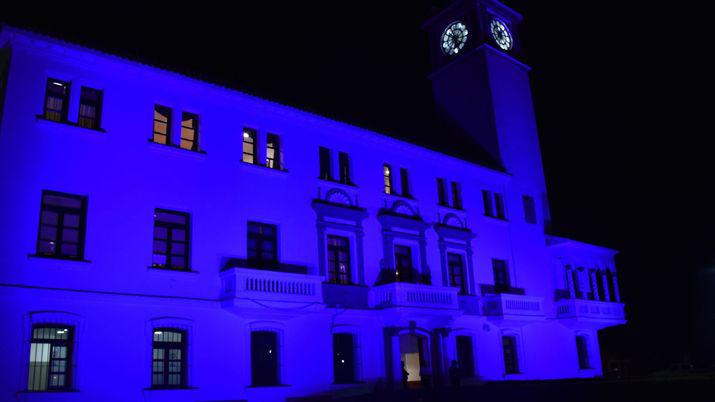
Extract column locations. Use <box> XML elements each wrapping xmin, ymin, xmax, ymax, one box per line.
<box><xmin>601</xmin><ymin>271</ymin><xmax>611</xmax><ymax>302</ymax></box>
<box><xmin>565</xmin><ymin>265</ymin><xmax>575</xmax><ymax>299</ymax></box>
<box><xmin>611</xmin><ymin>273</ymin><xmax>621</xmax><ymax>302</ymax></box>
<box><xmin>589</xmin><ymin>270</ymin><xmax>600</xmax><ymax>300</ymax></box>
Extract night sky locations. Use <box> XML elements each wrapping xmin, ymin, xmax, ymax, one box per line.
<box><xmin>3</xmin><ymin>1</ymin><xmax>711</xmax><ymax>372</ymax></box>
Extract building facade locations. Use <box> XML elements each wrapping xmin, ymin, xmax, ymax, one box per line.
<box><xmin>0</xmin><ymin>1</ymin><xmax>625</xmax><ymax>401</ymax></box>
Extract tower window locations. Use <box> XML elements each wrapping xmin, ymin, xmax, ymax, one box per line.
<box><xmin>28</xmin><ymin>325</ymin><xmax>74</xmax><ymax>391</ymax></box>
<box><xmin>522</xmin><ymin>195</ymin><xmax>536</xmax><ymax>224</ymax></box>
<box><xmin>437</xmin><ymin>178</ymin><xmax>448</xmax><ymax>206</ymax></box>
<box><xmin>333</xmin><ymin>333</ymin><xmax>356</xmax><ymax>384</ymax></box>
<box><xmin>153</xmin><ymin>105</ymin><xmax>172</xmax><ymax>144</ymax></box>
<box><xmin>400</xmin><ymin>168</ymin><xmax>411</xmax><ymax>197</ymax></box>
<box><xmin>576</xmin><ymin>335</ymin><xmax>590</xmax><ymax>369</ymax></box>
<box><xmin>251</xmin><ymin>331</ymin><xmax>280</xmax><ymax>386</ymax></box>
<box><xmin>151</xmin><ymin>329</ymin><xmax>187</xmax><ymax>388</ymax></box>
<box><xmin>152</xmin><ymin>209</ymin><xmax>190</xmax><ymax>270</ymax></box>
<box><xmin>242</xmin><ymin>128</ymin><xmax>257</xmax><ymax>164</ymax></box>
<box><xmin>180</xmin><ymin>112</ymin><xmax>199</xmax><ymax>151</ymax></box>
<box><xmin>78</xmin><ymin>87</ymin><xmax>103</xmax><ymax>129</ymax></box>
<box><xmin>483</xmin><ymin>190</ymin><xmax>506</xmax><ymax>219</ymax></box>
<box><xmin>383</xmin><ymin>164</ymin><xmax>393</xmax><ymax>194</ymax></box>
<box><xmin>451</xmin><ymin>182</ymin><xmax>463</xmax><ymax>209</ymax></box>
<box><xmin>43</xmin><ymin>78</ymin><xmax>70</xmax><ymax>122</ymax></box>
<box><xmin>266</xmin><ymin>133</ymin><xmax>281</xmax><ymax>169</ymax></box>
<box><xmin>339</xmin><ymin>151</ymin><xmax>352</xmax><ymax>184</ymax></box>
<box><xmin>327</xmin><ymin>235</ymin><xmax>351</xmax><ymax>285</ymax></box>
<box><xmin>37</xmin><ymin>191</ymin><xmax>87</xmax><ymax>260</ymax></box>
<box><xmin>448</xmin><ymin>253</ymin><xmax>466</xmax><ymax>294</ymax></box>
<box><xmin>502</xmin><ymin>335</ymin><xmax>520</xmax><ymax>374</ymax></box>
<box><xmin>492</xmin><ymin>259</ymin><xmax>510</xmax><ymax>293</ymax></box>
<box><xmin>319</xmin><ymin>146</ymin><xmax>332</xmax><ymax>180</ymax></box>
<box><xmin>247</xmin><ymin>222</ymin><xmax>278</xmax><ymax>268</ymax></box>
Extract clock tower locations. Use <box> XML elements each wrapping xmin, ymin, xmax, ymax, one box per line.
<box><xmin>423</xmin><ymin>0</ymin><xmax>550</xmax><ymax>225</ymax></box>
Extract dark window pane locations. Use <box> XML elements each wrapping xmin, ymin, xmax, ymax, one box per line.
<box><xmin>319</xmin><ymin>146</ymin><xmax>332</xmax><ymax>180</ymax></box>
<box><xmin>37</xmin><ymin>191</ymin><xmax>86</xmax><ymax>259</ymax></box>
<box><xmin>152</xmin><ymin>210</ymin><xmax>190</xmax><ymax>270</ymax></box>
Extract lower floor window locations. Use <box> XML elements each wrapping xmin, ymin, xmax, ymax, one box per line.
<box><xmin>502</xmin><ymin>335</ymin><xmax>520</xmax><ymax>374</ymax></box>
<box><xmin>251</xmin><ymin>331</ymin><xmax>280</xmax><ymax>386</ymax></box>
<box><xmin>152</xmin><ymin>329</ymin><xmax>187</xmax><ymax>388</ymax></box>
<box><xmin>28</xmin><ymin>325</ymin><xmax>73</xmax><ymax>391</ymax></box>
<box><xmin>576</xmin><ymin>335</ymin><xmax>591</xmax><ymax>369</ymax></box>
<box><xmin>333</xmin><ymin>333</ymin><xmax>356</xmax><ymax>383</ymax></box>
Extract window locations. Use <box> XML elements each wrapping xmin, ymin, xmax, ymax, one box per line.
<box><xmin>242</xmin><ymin>128</ymin><xmax>257</xmax><ymax>163</ymax></box>
<box><xmin>78</xmin><ymin>87</ymin><xmax>103</xmax><ymax>129</ymax></box>
<box><xmin>43</xmin><ymin>78</ymin><xmax>70</xmax><ymax>122</ymax></box>
<box><xmin>319</xmin><ymin>146</ymin><xmax>332</xmax><ymax>180</ymax></box>
<box><xmin>571</xmin><ymin>269</ymin><xmax>583</xmax><ymax>299</ymax></box>
<box><xmin>437</xmin><ymin>178</ymin><xmax>448</xmax><ymax>206</ymax></box>
<box><xmin>576</xmin><ymin>336</ymin><xmax>590</xmax><ymax>369</ymax></box>
<box><xmin>394</xmin><ymin>245</ymin><xmax>414</xmax><ymax>283</ymax></box>
<box><xmin>152</xmin><ymin>209</ymin><xmax>190</xmax><ymax>270</ymax></box>
<box><xmin>448</xmin><ymin>253</ymin><xmax>466</xmax><ymax>294</ymax></box>
<box><xmin>339</xmin><ymin>151</ymin><xmax>351</xmax><ymax>184</ymax></box>
<box><xmin>456</xmin><ymin>336</ymin><xmax>475</xmax><ymax>377</ymax></box>
<box><xmin>383</xmin><ymin>164</ymin><xmax>393</xmax><ymax>194</ymax></box>
<box><xmin>451</xmin><ymin>182</ymin><xmax>462</xmax><ymax>209</ymax></box>
<box><xmin>28</xmin><ymin>325</ymin><xmax>73</xmax><ymax>391</ymax></box>
<box><xmin>180</xmin><ymin>112</ymin><xmax>199</xmax><ymax>151</ymax></box>
<box><xmin>502</xmin><ymin>336</ymin><xmax>520</xmax><ymax>374</ymax></box>
<box><xmin>333</xmin><ymin>333</ymin><xmax>356</xmax><ymax>384</ymax></box>
<box><xmin>37</xmin><ymin>191</ymin><xmax>87</xmax><ymax>260</ymax></box>
<box><xmin>153</xmin><ymin>105</ymin><xmax>172</xmax><ymax>144</ymax></box>
<box><xmin>483</xmin><ymin>190</ymin><xmax>506</xmax><ymax>219</ymax></box>
<box><xmin>327</xmin><ymin>235</ymin><xmax>351</xmax><ymax>284</ymax></box>
<box><xmin>266</xmin><ymin>133</ymin><xmax>281</xmax><ymax>169</ymax></box>
<box><xmin>152</xmin><ymin>329</ymin><xmax>187</xmax><ymax>388</ymax></box>
<box><xmin>522</xmin><ymin>195</ymin><xmax>537</xmax><ymax>224</ymax></box>
<box><xmin>251</xmin><ymin>331</ymin><xmax>279</xmax><ymax>386</ymax></box>
<box><xmin>248</xmin><ymin>222</ymin><xmax>278</xmax><ymax>268</ymax></box>
<box><xmin>400</xmin><ymin>168</ymin><xmax>411</xmax><ymax>197</ymax></box>
<box><xmin>492</xmin><ymin>259</ymin><xmax>510</xmax><ymax>293</ymax></box>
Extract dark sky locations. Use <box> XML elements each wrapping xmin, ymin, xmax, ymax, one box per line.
<box><xmin>3</xmin><ymin>1</ymin><xmax>712</xmax><ymax>371</ymax></box>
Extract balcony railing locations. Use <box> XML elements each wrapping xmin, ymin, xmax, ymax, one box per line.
<box><xmin>220</xmin><ymin>266</ymin><xmax>323</xmax><ymax>304</ymax></box>
<box><xmin>556</xmin><ymin>298</ymin><xmax>625</xmax><ymax>321</ymax></box>
<box><xmin>482</xmin><ymin>293</ymin><xmax>544</xmax><ymax>318</ymax></box>
<box><xmin>368</xmin><ymin>282</ymin><xmax>460</xmax><ymax>309</ymax></box>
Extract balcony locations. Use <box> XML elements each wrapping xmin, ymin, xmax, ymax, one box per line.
<box><xmin>368</xmin><ymin>282</ymin><xmax>460</xmax><ymax>310</ymax></box>
<box><xmin>482</xmin><ymin>293</ymin><xmax>545</xmax><ymax>325</ymax></box>
<box><xmin>220</xmin><ymin>265</ymin><xmax>324</xmax><ymax>312</ymax></box>
<box><xmin>556</xmin><ymin>298</ymin><xmax>626</xmax><ymax>329</ymax></box>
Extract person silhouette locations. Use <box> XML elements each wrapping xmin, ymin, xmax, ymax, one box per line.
<box><xmin>401</xmin><ymin>360</ymin><xmax>409</xmax><ymax>388</ymax></box>
<box><xmin>449</xmin><ymin>360</ymin><xmax>461</xmax><ymax>387</ymax></box>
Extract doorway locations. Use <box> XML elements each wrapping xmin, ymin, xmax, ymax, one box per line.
<box><xmin>399</xmin><ymin>333</ymin><xmax>431</xmax><ymax>387</ymax></box>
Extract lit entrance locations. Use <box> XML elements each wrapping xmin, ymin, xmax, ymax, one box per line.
<box><xmin>399</xmin><ymin>333</ymin><xmax>431</xmax><ymax>387</ymax></box>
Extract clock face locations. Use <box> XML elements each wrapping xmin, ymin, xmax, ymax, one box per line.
<box><xmin>489</xmin><ymin>18</ymin><xmax>513</xmax><ymax>50</ymax></box>
<box><xmin>441</xmin><ymin>21</ymin><xmax>469</xmax><ymax>55</ymax></box>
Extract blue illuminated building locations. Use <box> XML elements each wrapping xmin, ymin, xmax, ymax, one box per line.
<box><xmin>0</xmin><ymin>1</ymin><xmax>625</xmax><ymax>401</ymax></box>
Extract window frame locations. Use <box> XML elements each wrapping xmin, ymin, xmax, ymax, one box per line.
<box><xmin>43</xmin><ymin>78</ymin><xmax>70</xmax><ymax>122</ymax></box>
<box><xmin>400</xmin><ymin>168</ymin><xmax>411</xmax><ymax>198</ymax></box>
<box><xmin>319</xmin><ymin>146</ymin><xmax>332</xmax><ymax>180</ymax></box>
<box><xmin>576</xmin><ymin>335</ymin><xmax>591</xmax><ymax>370</ymax></box>
<box><xmin>36</xmin><ymin>190</ymin><xmax>88</xmax><ymax>260</ymax></box>
<box><xmin>437</xmin><ymin>178</ymin><xmax>448</xmax><ymax>206</ymax></box>
<box><xmin>151</xmin><ymin>328</ymin><xmax>188</xmax><ymax>389</ymax></box>
<box><xmin>179</xmin><ymin>112</ymin><xmax>200</xmax><ymax>152</ymax></box>
<box><xmin>152</xmin><ymin>105</ymin><xmax>172</xmax><ymax>145</ymax></box>
<box><xmin>265</xmin><ymin>133</ymin><xmax>281</xmax><ymax>169</ymax></box>
<box><xmin>77</xmin><ymin>86</ymin><xmax>103</xmax><ymax>130</ymax></box>
<box><xmin>247</xmin><ymin>222</ymin><xmax>278</xmax><ymax>269</ymax></box>
<box><xmin>502</xmin><ymin>335</ymin><xmax>520</xmax><ymax>374</ymax></box>
<box><xmin>327</xmin><ymin>235</ymin><xmax>351</xmax><ymax>285</ymax></box>
<box><xmin>451</xmin><ymin>181</ymin><xmax>463</xmax><ymax>209</ymax></box>
<box><xmin>522</xmin><ymin>194</ymin><xmax>537</xmax><ymax>224</ymax></box>
<box><xmin>447</xmin><ymin>252</ymin><xmax>467</xmax><ymax>294</ymax></box>
<box><xmin>394</xmin><ymin>244</ymin><xmax>415</xmax><ymax>283</ymax></box>
<box><xmin>492</xmin><ymin>259</ymin><xmax>510</xmax><ymax>293</ymax></box>
<box><xmin>28</xmin><ymin>324</ymin><xmax>75</xmax><ymax>391</ymax></box>
<box><xmin>151</xmin><ymin>209</ymin><xmax>191</xmax><ymax>271</ymax></box>
<box><xmin>383</xmin><ymin>164</ymin><xmax>393</xmax><ymax>194</ymax></box>
<box><xmin>338</xmin><ymin>151</ymin><xmax>351</xmax><ymax>185</ymax></box>
<box><xmin>242</xmin><ymin>128</ymin><xmax>258</xmax><ymax>164</ymax></box>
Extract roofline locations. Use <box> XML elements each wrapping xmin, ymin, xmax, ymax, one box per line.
<box><xmin>546</xmin><ymin>235</ymin><xmax>618</xmax><ymax>255</ymax></box>
<box><xmin>0</xmin><ymin>24</ymin><xmax>510</xmax><ymax>180</ymax></box>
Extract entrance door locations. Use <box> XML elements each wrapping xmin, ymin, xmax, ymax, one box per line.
<box><xmin>399</xmin><ymin>333</ymin><xmax>430</xmax><ymax>387</ymax></box>
<box><xmin>456</xmin><ymin>335</ymin><xmax>475</xmax><ymax>377</ymax></box>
